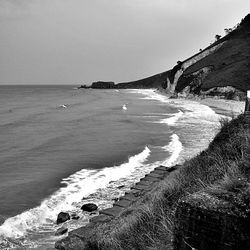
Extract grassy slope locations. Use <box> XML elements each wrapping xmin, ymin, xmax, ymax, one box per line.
<box><xmin>82</xmin><ymin>115</ymin><xmax>249</xmax><ymax>250</ymax></box>
<box><xmin>116</xmin><ymin>70</ymin><xmax>170</xmax><ymax>89</ymax></box>
<box><xmin>176</xmin><ymin>14</ymin><xmax>250</xmax><ymax>93</ymax></box>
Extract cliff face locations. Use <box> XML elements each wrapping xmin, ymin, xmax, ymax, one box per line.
<box><xmin>176</xmin><ymin>14</ymin><xmax>250</xmax><ymax>97</ymax></box>
<box><xmin>109</xmin><ymin>14</ymin><xmax>250</xmax><ymax>98</ymax></box>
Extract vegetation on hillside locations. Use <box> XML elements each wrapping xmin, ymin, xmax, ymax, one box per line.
<box><xmin>175</xmin><ymin>14</ymin><xmax>250</xmax><ymax>95</ymax></box>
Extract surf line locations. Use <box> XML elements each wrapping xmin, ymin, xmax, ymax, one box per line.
<box><xmin>70</xmin><ymin>134</ymin><xmax>183</xmax><ymax>226</ymax></box>
<box><xmin>0</xmin><ymin>146</ymin><xmax>151</xmax><ymax>239</ymax></box>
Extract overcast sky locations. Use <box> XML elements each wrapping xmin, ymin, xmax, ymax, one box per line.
<box><xmin>0</xmin><ymin>0</ymin><xmax>249</xmax><ymax>85</ymax></box>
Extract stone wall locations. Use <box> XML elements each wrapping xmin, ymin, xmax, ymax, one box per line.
<box><xmin>173</xmin><ymin>190</ymin><xmax>250</xmax><ymax>250</ymax></box>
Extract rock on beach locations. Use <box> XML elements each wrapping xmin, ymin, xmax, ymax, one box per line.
<box><xmin>81</xmin><ymin>203</ymin><xmax>98</xmax><ymax>212</ymax></box>
<box><xmin>56</xmin><ymin>212</ymin><xmax>70</xmax><ymax>224</ymax></box>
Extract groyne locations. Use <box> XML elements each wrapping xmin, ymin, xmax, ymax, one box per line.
<box><xmin>55</xmin><ymin>165</ymin><xmax>180</xmax><ymax>249</ymax></box>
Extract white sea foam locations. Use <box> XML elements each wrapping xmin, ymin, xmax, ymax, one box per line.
<box><xmin>0</xmin><ymin>131</ymin><xmax>184</xmax><ymax>249</ymax></box>
<box><xmin>1</xmin><ymin>88</ymin><xmax>218</xmax><ymax>247</ymax></box>
<box><xmin>122</xmin><ymin>104</ymin><xmax>127</xmax><ymax>111</ymax></box>
<box><xmin>0</xmin><ymin>146</ymin><xmax>151</xmax><ymax>238</ymax></box>
<box><xmin>127</xmin><ymin>89</ymin><xmax>169</xmax><ymax>103</ymax></box>
<box><xmin>159</xmin><ymin>110</ymin><xmax>183</xmax><ymax>125</ymax></box>
<box><xmin>59</xmin><ymin>104</ymin><xmax>68</xmax><ymax>108</ymax></box>
<box><xmin>162</xmin><ymin>134</ymin><xmax>183</xmax><ymax>166</ymax></box>
<box><xmin>127</xmin><ymin>89</ymin><xmax>221</xmax><ymax>125</ymax></box>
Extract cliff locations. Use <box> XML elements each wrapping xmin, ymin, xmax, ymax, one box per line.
<box><xmin>175</xmin><ymin>14</ymin><xmax>250</xmax><ymax>98</ymax></box>
<box><xmin>90</xmin><ymin>14</ymin><xmax>250</xmax><ymax>99</ymax></box>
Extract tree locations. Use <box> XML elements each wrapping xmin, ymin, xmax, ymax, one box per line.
<box><xmin>224</xmin><ymin>28</ymin><xmax>232</xmax><ymax>35</ymax></box>
<box><xmin>215</xmin><ymin>34</ymin><xmax>221</xmax><ymax>41</ymax></box>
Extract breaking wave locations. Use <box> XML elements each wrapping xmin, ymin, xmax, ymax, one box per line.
<box><xmin>0</xmin><ymin>146</ymin><xmax>151</xmax><ymax>239</ymax></box>
<box><xmin>162</xmin><ymin>134</ymin><xmax>183</xmax><ymax>166</ymax></box>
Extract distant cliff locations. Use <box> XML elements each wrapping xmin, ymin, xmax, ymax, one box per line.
<box><xmin>91</xmin><ymin>81</ymin><xmax>115</xmax><ymax>89</ymax></box>
<box><xmin>90</xmin><ymin>14</ymin><xmax>250</xmax><ymax>99</ymax></box>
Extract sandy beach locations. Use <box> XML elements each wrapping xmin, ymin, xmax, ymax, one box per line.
<box><xmin>157</xmin><ymin>89</ymin><xmax>246</xmax><ymax>117</ymax></box>
<box><xmin>198</xmin><ymin>98</ymin><xmax>245</xmax><ymax>117</ymax></box>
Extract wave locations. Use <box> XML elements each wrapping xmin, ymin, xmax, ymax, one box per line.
<box><xmin>0</xmin><ymin>146</ymin><xmax>151</xmax><ymax>239</ymax></box>
<box><xmin>126</xmin><ymin>89</ymin><xmax>169</xmax><ymax>103</ymax></box>
<box><xmin>162</xmin><ymin>134</ymin><xmax>183</xmax><ymax>166</ymax></box>
<box><xmin>159</xmin><ymin>110</ymin><xmax>183</xmax><ymax>125</ymax></box>
<box><xmin>122</xmin><ymin>104</ymin><xmax>128</xmax><ymax>111</ymax></box>
<box><xmin>127</xmin><ymin>89</ymin><xmax>221</xmax><ymax>125</ymax></box>
<box><xmin>0</xmin><ymin>132</ymin><xmax>183</xmax><ymax>249</ymax></box>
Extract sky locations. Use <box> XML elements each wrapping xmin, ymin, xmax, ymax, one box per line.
<box><xmin>0</xmin><ymin>0</ymin><xmax>249</xmax><ymax>85</ymax></box>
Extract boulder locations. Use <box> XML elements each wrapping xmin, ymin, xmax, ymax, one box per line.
<box><xmin>55</xmin><ymin>226</ymin><xmax>68</xmax><ymax>236</ymax></box>
<box><xmin>81</xmin><ymin>203</ymin><xmax>98</xmax><ymax>212</ymax></box>
<box><xmin>56</xmin><ymin>212</ymin><xmax>70</xmax><ymax>225</ymax></box>
<box><xmin>77</xmin><ymin>84</ymin><xmax>88</xmax><ymax>89</ymax></box>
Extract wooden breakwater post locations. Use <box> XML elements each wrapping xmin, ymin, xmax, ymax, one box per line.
<box><xmin>244</xmin><ymin>90</ymin><xmax>250</xmax><ymax>124</ymax></box>
<box><xmin>245</xmin><ymin>90</ymin><xmax>250</xmax><ymax>113</ymax></box>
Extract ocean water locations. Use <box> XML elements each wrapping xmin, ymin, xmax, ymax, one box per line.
<box><xmin>0</xmin><ymin>85</ymin><xmax>222</xmax><ymax>249</ymax></box>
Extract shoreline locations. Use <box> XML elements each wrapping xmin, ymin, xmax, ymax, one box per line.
<box><xmin>198</xmin><ymin>97</ymin><xmax>245</xmax><ymax>117</ymax></box>
<box><xmin>155</xmin><ymin>89</ymin><xmax>245</xmax><ymax>117</ymax></box>
<box><xmin>56</xmin><ymin>91</ymin><xmax>250</xmax><ymax>249</ymax></box>
<box><xmin>55</xmin><ymin>91</ymin><xmax>243</xmax><ymax>249</ymax></box>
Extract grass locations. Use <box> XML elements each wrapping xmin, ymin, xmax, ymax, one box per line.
<box><xmin>74</xmin><ymin>114</ymin><xmax>250</xmax><ymax>250</ymax></box>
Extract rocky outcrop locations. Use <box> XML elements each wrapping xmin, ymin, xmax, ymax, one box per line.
<box><xmin>200</xmin><ymin>86</ymin><xmax>246</xmax><ymax>100</ymax></box>
<box><xmin>77</xmin><ymin>85</ymin><xmax>88</xmax><ymax>89</ymax></box>
<box><xmin>167</xmin><ymin>42</ymin><xmax>224</xmax><ymax>94</ymax></box>
<box><xmin>176</xmin><ymin>66</ymin><xmax>214</xmax><ymax>95</ymax></box>
<box><xmin>56</xmin><ymin>212</ymin><xmax>70</xmax><ymax>225</ymax></box>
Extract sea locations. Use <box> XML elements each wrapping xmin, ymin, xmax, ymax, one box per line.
<box><xmin>0</xmin><ymin>85</ymin><xmax>223</xmax><ymax>249</ymax></box>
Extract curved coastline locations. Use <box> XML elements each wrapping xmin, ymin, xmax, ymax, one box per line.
<box><xmin>55</xmin><ymin>91</ymin><xmax>234</xmax><ymax>249</ymax></box>
<box><xmin>55</xmin><ymin>94</ymin><xmax>249</xmax><ymax>250</ymax></box>
<box><xmin>0</xmin><ymin>89</ymin><xmax>238</xmax><ymax>249</ymax></box>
